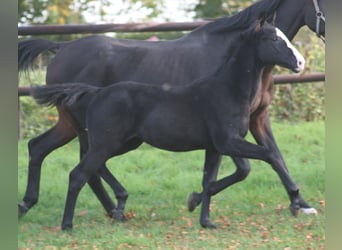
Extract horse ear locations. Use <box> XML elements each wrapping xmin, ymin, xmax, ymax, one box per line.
<box><xmin>271</xmin><ymin>11</ymin><xmax>277</xmax><ymax>25</ymax></box>
<box><xmin>255</xmin><ymin>12</ymin><xmax>267</xmax><ymax>33</ymax></box>
<box><xmin>257</xmin><ymin>12</ymin><xmax>267</xmax><ymax>29</ymax></box>
<box><xmin>255</xmin><ymin>19</ymin><xmax>261</xmax><ymax>33</ymax></box>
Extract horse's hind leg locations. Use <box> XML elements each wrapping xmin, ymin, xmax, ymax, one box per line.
<box><xmin>101</xmin><ymin>137</ymin><xmax>143</xmax><ymax>220</ymax></box>
<box><xmin>99</xmin><ymin>167</ymin><xmax>127</xmax><ymax>221</ymax></box>
<box><xmin>80</xmin><ymin>133</ymin><xmax>141</xmax><ymax>222</ymax></box>
<box><xmin>62</xmin><ymin>150</ymin><xmax>109</xmax><ymax>230</ymax></box>
<box><xmin>249</xmin><ymin>111</ymin><xmax>317</xmax><ymax>215</ymax></box>
<box><xmin>62</xmin><ymin>137</ymin><xmax>141</xmax><ymax>230</ymax></box>
<box><xmin>19</xmin><ymin>120</ymin><xmax>76</xmax><ymax>217</ymax></box>
<box><xmin>78</xmin><ymin>131</ymin><xmax>117</xmax><ymax>217</ymax></box>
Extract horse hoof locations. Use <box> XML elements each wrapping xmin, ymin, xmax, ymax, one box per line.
<box><xmin>61</xmin><ymin>223</ymin><xmax>73</xmax><ymax>231</ymax></box>
<box><xmin>18</xmin><ymin>202</ymin><xmax>28</xmax><ymax>218</ymax></box>
<box><xmin>300</xmin><ymin>207</ymin><xmax>318</xmax><ymax>215</ymax></box>
<box><xmin>188</xmin><ymin>192</ymin><xmax>201</xmax><ymax>212</ymax></box>
<box><xmin>298</xmin><ymin>198</ymin><xmax>318</xmax><ymax>215</ymax></box>
<box><xmin>200</xmin><ymin>219</ymin><xmax>217</xmax><ymax>229</ymax></box>
<box><xmin>111</xmin><ymin>209</ymin><xmax>126</xmax><ymax>222</ymax></box>
<box><xmin>289</xmin><ymin>205</ymin><xmax>300</xmax><ymax>217</ymax></box>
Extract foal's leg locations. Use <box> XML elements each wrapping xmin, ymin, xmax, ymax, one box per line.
<box><xmin>187</xmin><ymin>151</ymin><xmax>221</xmax><ymax>228</ymax></box>
<box><xmin>250</xmin><ymin>111</ymin><xmax>317</xmax><ymax>215</ymax></box>
<box><xmin>189</xmin><ymin>156</ymin><xmax>251</xmax><ymax>228</ymax></box>
<box><xmin>98</xmin><ymin>167</ymin><xmax>127</xmax><ymax>221</ymax></box>
<box><xmin>206</xmin><ymin>157</ymin><xmax>251</xmax><ymax>196</ymax></box>
<box><xmin>18</xmin><ymin>119</ymin><xmax>76</xmax><ymax>217</ymax></box>
<box><xmin>188</xmin><ymin>150</ymin><xmax>221</xmax><ymax>213</ymax></box>
<box><xmin>61</xmin><ymin>137</ymin><xmax>141</xmax><ymax>230</ymax></box>
<box><xmin>79</xmin><ymin>134</ymin><xmax>141</xmax><ymax>222</ymax></box>
<box><xmin>62</xmin><ymin>150</ymin><xmax>109</xmax><ymax>230</ymax></box>
<box><xmin>215</xmin><ymin>133</ymin><xmax>308</xmax><ymax>219</ymax></box>
<box><xmin>98</xmin><ymin>138</ymin><xmax>143</xmax><ymax>221</ymax></box>
<box><xmin>78</xmin><ymin>131</ymin><xmax>117</xmax><ymax>217</ymax></box>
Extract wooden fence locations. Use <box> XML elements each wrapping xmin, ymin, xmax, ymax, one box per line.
<box><xmin>17</xmin><ymin>72</ymin><xmax>325</xmax><ymax>97</ymax></box>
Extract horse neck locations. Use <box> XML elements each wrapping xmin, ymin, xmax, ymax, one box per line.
<box><xmin>214</xmin><ymin>39</ymin><xmax>263</xmax><ymax>100</ymax></box>
<box><xmin>187</xmin><ymin>28</ymin><xmax>239</xmax><ymax>52</ymax></box>
<box><xmin>275</xmin><ymin>0</ymin><xmax>307</xmax><ymax>40</ymax></box>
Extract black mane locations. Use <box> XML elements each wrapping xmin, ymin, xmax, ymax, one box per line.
<box><xmin>195</xmin><ymin>0</ymin><xmax>283</xmax><ymax>33</ymax></box>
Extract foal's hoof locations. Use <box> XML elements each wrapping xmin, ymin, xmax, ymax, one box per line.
<box><xmin>18</xmin><ymin>202</ymin><xmax>28</xmax><ymax>218</ymax></box>
<box><xmin>300</xmin><ymin>207</ymin><xmax>318</xmax><ymax>215</ymax></box>
<box><xmin>111</xmin><ymin>209</ymin><xmax>126</xmax><ymax>222</ymax></box>
<box><xmin>289</xmin><ymin>203</ymin><xmax>300</xmax><ymax>217</ymax></box>
<box><xmin>200</xmin><ymin>219</ymin><xmax>217</xmax><ymax>229</ymax></box>
<box><xmin>188</xmin><ymin>192</ymin><xmax>201</xmax><ymax>212</ymax></box>
<box><xmin>298</xmin><ymin>199</ymin><xmax>318</xmax><ymax>215</ymax></box>
<box><xmin>61</xmin><ymin>223</ymin><xmax>73</xmax><ymax>231</ymax></box>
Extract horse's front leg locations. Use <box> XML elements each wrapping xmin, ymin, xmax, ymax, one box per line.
<box><xmin>249</xmin><ymin>110</ymin><xmax>317</xmax><ymax>215</ymax></box>
<box><xmin>188</xmin><ymin>150</ymin><xmax>221</xmax><ymax>214</ymax></box>
<box><xmin>189</xmin><ymin>150</ymin><xmax>221</xmax><ymax>228</ymax></box>
<box><xmin>188</xmin><ymin>156</ymin><xmax>251</xmax><ymax>228</ymax></box>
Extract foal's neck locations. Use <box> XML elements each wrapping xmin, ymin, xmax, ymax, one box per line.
<box><xmin>217</xmin><ymin>38</ymin><xmax>263</xmax><ymax>99</ymax></box>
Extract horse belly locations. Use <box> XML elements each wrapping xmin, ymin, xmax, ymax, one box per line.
<box><xmin>138</xmin><ymin>112</ymin><xmax>209</xmax><ymax>152</ymax></box>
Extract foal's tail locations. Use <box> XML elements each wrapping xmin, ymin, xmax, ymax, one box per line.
<box><xmin>18</xmin><ymin>38</ymin><xmax>68</xmax><ymax>72</ymax></box>
<box><xmin>31</xmin><ymin>83</ymin><xmax>101</xmax><ymax>108</ymax></box>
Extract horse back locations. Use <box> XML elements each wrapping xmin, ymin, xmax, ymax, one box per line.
<box><xmin>45</xmin><ymin>34</ymin><xmax>223</xmax><ymax>87</ymax></box>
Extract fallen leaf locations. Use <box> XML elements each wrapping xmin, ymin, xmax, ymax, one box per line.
<box><xmin>125</xmin><ymin>210</ymin><xmax>136</xmax><ymax>220</ymax></box>
<box><xmin>77</xmin><ymin>210</ymin><xmax>87</xmax><ymax>217</ymax></box>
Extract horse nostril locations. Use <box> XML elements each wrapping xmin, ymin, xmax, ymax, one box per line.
<box><xmin>297</xmin><ymin>60</ymin><xmax>305</xmax><ymax>71</ymax></box>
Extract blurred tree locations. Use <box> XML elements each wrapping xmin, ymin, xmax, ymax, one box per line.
<box><xmin>125</xmin><ymin>0</ymin><xmax>164</xmax><ymax>20</ymax></box>
<box><xmin>19</xmin><ymin>0</ymin><xmax>258</xmax><ymax>25</ymax></box>
<box><xmin>18</xmin><ymin>0</ymin><xmax>47</xmax><ymax>24</ymax></box>
<box><xmin>193</xmin><ymin>0</ymin><xmax>254</xmax><ymax>18</ymax></box>
<box><xmin>18</xmin><ymin>0</ymin><xmax>111</xmax><ymax>25</ymax></box>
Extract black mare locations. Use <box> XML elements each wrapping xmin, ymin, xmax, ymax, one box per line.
<box><xmin>32</xmin><ymin>19</ymin><xmax>304</xmax><ymax>229</ymax></box>
<box><xmin>18</xmin><ymin>0</ymin><xmax>325</xmax><ymax>220</ymax></box>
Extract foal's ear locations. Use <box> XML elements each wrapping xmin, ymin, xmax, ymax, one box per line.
<box><xmin>255</xmin><ymin>20</ymin><xmax>261</xmax><ymax>33</ymax></box>
<box><xmin>255</xmin><ymin>12</ymin><xmax>267</xmax><ymax>32</ymax></box>
<box><xmin>271</xmin><ymin>11</ymin><xmax>277</xmax><ymax>25</ymax></box>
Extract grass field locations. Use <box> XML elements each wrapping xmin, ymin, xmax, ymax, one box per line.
<box><xmin>18</xmin><ymin>121</ymin><xmax>325</xmax><ymax>249</ymax></box>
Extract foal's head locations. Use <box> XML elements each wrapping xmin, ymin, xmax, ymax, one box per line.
<box><xmin>247</xmin><ymin>18</ymin><xmax>305</xmax><ymax>73</ymax></box>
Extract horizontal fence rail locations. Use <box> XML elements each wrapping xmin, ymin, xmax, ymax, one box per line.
<box><xmin>18</xmin><ymin>21</ymin><xmax>211</xmax><ymax>36</ymax></box>
<box><xmin>18</xmin><ymin>21</ymin><xmax>325</xmax><ymax>96</ymax></box>
<box><xmin>18</xmin><ymin>72</ymin><xmax>325</xmax><ymax>97</ymax></box>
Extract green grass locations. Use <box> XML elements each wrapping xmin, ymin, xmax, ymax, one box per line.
<box><xmin>18</xmin><ymin>121</ymin><xmax>325</xmax><ymax>249</ymax></box>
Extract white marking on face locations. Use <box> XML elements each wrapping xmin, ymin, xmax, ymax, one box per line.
<box><xmin>276</xmin><ymin>28</ymin><xmax>305</xmax><ymax>72</ymax></box>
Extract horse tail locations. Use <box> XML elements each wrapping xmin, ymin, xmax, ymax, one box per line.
<box><xmin>18</xmin><ymin>38</ymin><xmax>67</xmax><ymax>72</ymax></box>
<box><xmin>31</xmin><ymin>83</ymin><xmax>101</xmax><ymax>108</ymax></box>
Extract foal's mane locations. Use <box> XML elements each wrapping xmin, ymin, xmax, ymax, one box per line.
<box><xmin>194</xmin><ymin>0</ymin><xmax>283</xmax><ymax>34</ymax></box>
<box><xmin>216</xmin><ymin>22</ymin><xmax>262</xmax><ymax>73</ymax></box>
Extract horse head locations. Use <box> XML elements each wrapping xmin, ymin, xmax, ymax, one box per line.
<box><xmin>248</xmin><ymin>18</ymin><xmax>305</xmax><ymax>73</ymax></box>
